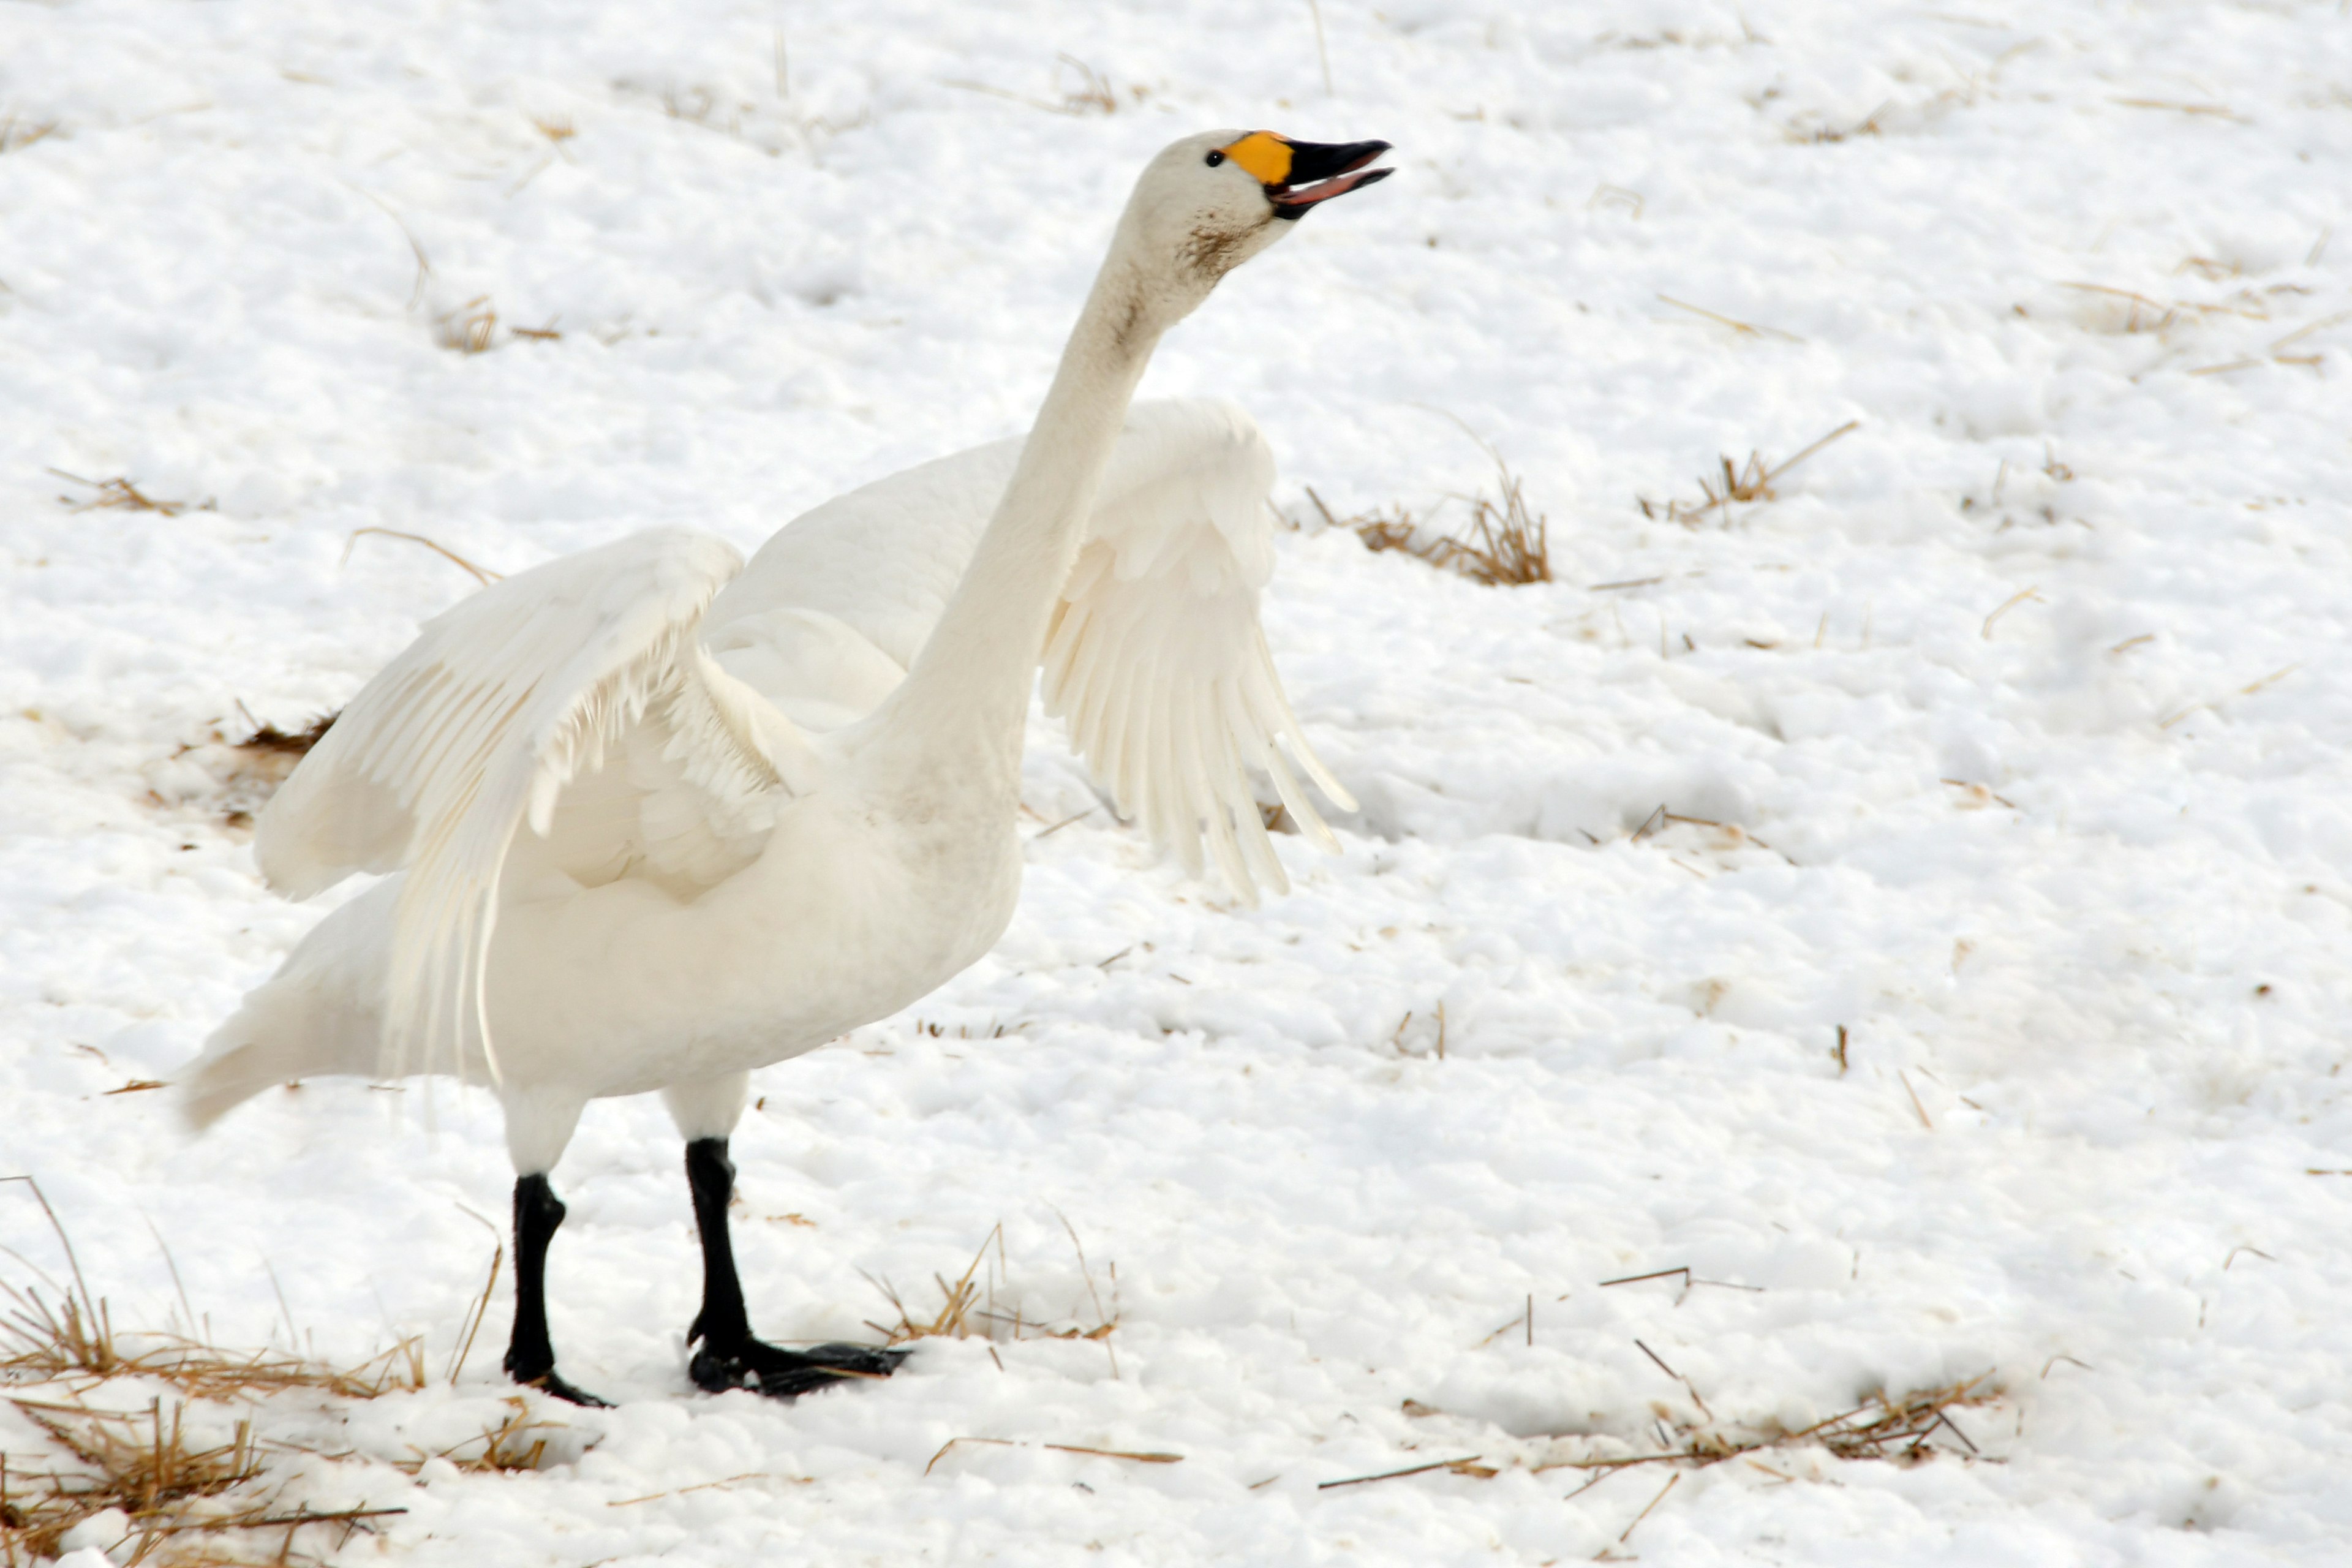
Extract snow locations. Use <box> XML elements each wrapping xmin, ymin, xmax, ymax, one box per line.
<box><xmin>5</xmin><ymin>0</ymin><xmax>2351</xmax><ymax>1562</ymax></box>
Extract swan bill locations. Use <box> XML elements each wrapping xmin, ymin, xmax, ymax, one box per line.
<box><xmin>1218</xmin><ymin>132</ymin><xmax>1395</xmax><ymax>219</ymax></box>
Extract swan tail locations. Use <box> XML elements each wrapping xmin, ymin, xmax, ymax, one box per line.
<box><xmin>179</xmin><ymin>1004</ymin><xmax>332</xmax><ymax>1131</ymax></box>
<box><xmin>178</xmin><ymin>888</ymin><xmax>394</xmax><ymax>1131</ymax></box>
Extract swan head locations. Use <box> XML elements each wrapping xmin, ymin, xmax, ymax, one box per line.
<box><xmin>1109</xmin><ymin>130</ymin><xmax>1392</xmax><ymax>330</ymax></box>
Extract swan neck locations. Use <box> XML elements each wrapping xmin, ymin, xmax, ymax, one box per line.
<box><xmin>883</xmin><ymin>257</ymin><xmax>1161</xmax><ymax>773</ymax></box>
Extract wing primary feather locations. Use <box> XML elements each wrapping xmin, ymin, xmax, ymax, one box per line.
<box><xmin>1193</xmin><ymin>689</ymin><xmax>1259</xmax><ymax>902</ymax></box>
<box><xmin>1257</xmin><ymin>740</ymin><xmax>1336</xmax><ymax>854</ymax></box>
<box><xmin>1098</xmin><ymin>624</ymin><xmax>1159</xmax><ymax>823</ymax></box>
<box><xmin>1205</xmin><ymin>677</ymin><xmax>1315</xmax><ymax>870</ymax></box>
<box><xmin>1171</xmin><ymin>686</ymin><xmax>1219</xmax><ymax>884</ymax></box>
<box><xmin>1070</xmin><ymin>600</ymin><xmax>1142</xmax><ymax>791</ymax></box>
<box><xmin>1147</xmin><ymin>695</ymin><xmax>1192</xmax><ymax>873</ymax></box>
<box><xmin>1253</xmin><ymin>628</ymin><xmax>1356</xmax><ymax>813</ymax></box>
<box><xmin>1216</xmin><ymin>688</ymin><xmax>1289</xmax><ymax>898</ymax></box>
<box><xmin>1232</xmin><ymin>666</ymin><xmax>1342</xmax><ymax>851</ymax></box>
<box><xmin>1204</xmin><ymin>686</ymin><xmax>1261</xmax><ymax>893</ymax></box>
<box><xmin>1237</xmin><ymin>782</ymin><xmax>1289</xmax><ymax>894</ymax></box>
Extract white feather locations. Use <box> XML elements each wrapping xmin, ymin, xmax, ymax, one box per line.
<box><xmin>254</xmin><ymin>528</ymin><xmax>811</xmax><ymax>1086</ymax></box>
<box><xmin>710</xmin><ymin>398</ymin><xmax>1351</xmax><ymax>902</ymax></box>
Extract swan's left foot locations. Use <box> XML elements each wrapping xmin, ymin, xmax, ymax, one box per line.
<box><xmin>688</xmin><ymin>1335</ymin><xmax>909</xmax><ymax>1399</ymax></box>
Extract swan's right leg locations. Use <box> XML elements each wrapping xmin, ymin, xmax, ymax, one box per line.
<box><xmin>499</xmin><ymin>1089</ymin><xmax>607</xmax><ymax>1406</ymax></box>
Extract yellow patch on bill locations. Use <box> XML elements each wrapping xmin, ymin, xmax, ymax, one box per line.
<box><xmin>1221</xmin><ymin>131</ymin><xmax>1292</xmax><ymax>186</ymax></box>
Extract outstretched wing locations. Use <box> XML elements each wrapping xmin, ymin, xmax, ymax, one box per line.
<box><xmin>709</xmin><ymin>399</ymin><xmax>1352</xmax><ymax>902</ymax></box>
<box><xmin>1039</xmin><ymin>401</ymin><xmax>1354</xmax><ymax>902</ymax></box>
<box><xmin>257</xmin><ymin>527</ymin><xmax>816</xmax><ymax>1083</ymax></box>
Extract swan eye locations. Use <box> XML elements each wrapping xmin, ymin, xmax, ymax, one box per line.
<box><xmin>1204</xmin><ymin>149</ymin><xmax>1225</xmax><ymax>167</ymax></box>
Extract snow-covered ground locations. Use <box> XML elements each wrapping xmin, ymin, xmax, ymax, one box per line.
<box><xmin>6</xmin><ymin>0</ymin><xmax>2352</xmax><ymax>1561</ymax></box>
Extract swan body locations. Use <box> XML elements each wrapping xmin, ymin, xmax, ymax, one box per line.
<box><xmin>183</xmin><ymin>130</ymin><xmax>1392</xmax><ymax>1401</ymax></box>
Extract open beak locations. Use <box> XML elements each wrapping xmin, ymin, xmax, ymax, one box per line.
<box><xmin>1267</xmin><ymin>138</ymin><xmax>1393</xmax><ymax>219</ymax></box>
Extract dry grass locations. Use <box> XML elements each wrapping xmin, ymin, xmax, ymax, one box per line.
<box><xmin>4</xmin><ymin>1285</ymin><xmax>420</xmax><ymax>1404</ymax></box>
<box><xmin>862</xmin><ymin>1218</ymin><xmax>1123</xmax><ymax>1376</ymax></box>
<box><xmin>861</xmin><ymin>1227</ymin><xmax>993</xmax><ymax>1344</ymax></box>
<box><xmin>2</xmin><ymin>1180</ymin><xmax>418</xmax><ymax>1565</ymax></box>
<box><xmin>393</xmin><ymin>1398</ymin><xmax>564</xmax><ymax>1477</ymax></box>
<box><xmin>1532</xmin><ymin>1371</ymin><xmax>2000</xmax><ymax>1485</ymax></box>
<box><xmin>1801</xmin><ymin>104</ymin><xmax>1887</xmax><ymax>142</ymax></box>
<box><xmin>1637</xmin><ymin>419</ymin><xmax>1858</xmax><ymax>528</ymax></box>
<box><xmin>2</xmin><ymin>1400</ymin><xmax>260</xmax><ymax>1564</ymax></box>
<box><xmin>0</xmin><ymin>113</ymin><xmax>56</xmax><ymax>155</ymax></box>
<box><xmin>2058</xmin><ymin>279</ymin><xmax>2312</xmax><ymax>358</ymax></box>
<box><xmin>50</xmin><ymin>470</ymin><xmax>214</xmax><ymax>518</ymax></box>
<box><xmin>1052</xmin><ymin>55</ymin><xmax>1118</xmax><ymax>115</ymax></box>
<box><xmin>1</xmin><ymin>1191</ymin><xmax>423</xmax><ymax>1403</ymax></box>
<box><xmin>923</xmin><ymin>1436</ymin><xmax>1181</xmax><ymax>1476</ymax></box>
<box><xmin>436</xmin><ymin>295</ymin><xmax>499</xmax><ymax>355</ymax></box>
<box><xmin>339</xmin><ymin>525</ymin><xmax>501</xmax><ymax>584</ymax></box>
<box><xmin>1310</xmin><ymin>1369</ymin><xmax>2000</xmax><ymax>1512</ymax></box>
<box><xmin>2110</xmin><ymin>96</ymin><xmax>2245</xmax><ymax>123</ymax></box>
<box><xmin>1310</xmin><ymin>460</ymin><xmax>1553</xmax><ymax>587</ymax></box>
<box><xmin>943</xmin><ymin>53</ymin><xmax>1133</xmax><ymax>118</ymax></box>
<box><xmin>1656</xmin><ymin>293</ymin><xmax>1804</xmax><ymax>343</ymax></box>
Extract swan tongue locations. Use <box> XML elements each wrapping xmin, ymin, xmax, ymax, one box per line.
<box><xmin>1272</xmin><ymin>165</ymin><xmax>1393</xmax><ymax>214</ymax></box>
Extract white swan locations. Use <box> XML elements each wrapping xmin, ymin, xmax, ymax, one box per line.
<box><xmin>182</xmin><ymin>130</ymin><xmax>1390</xmax><ymax>1404</ymax></box>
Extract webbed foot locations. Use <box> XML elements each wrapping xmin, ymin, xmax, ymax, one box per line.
<box><xmin>688</xmin><ymin>1336</ymin><xmax>909</xmax><ymax>1400</ymax></box>
<box><xmin>512</xmin><ymin>1363</ymin><xmax>613</xmax><ymax>1408</ymax></box>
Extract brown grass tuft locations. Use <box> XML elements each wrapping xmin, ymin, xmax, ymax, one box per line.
<box><xmin>2</xmin><ymin>1179</ymin><xmax>419</xmax><ymax>1565</ymax></box>
<box><xmin>863</xmin><ymin>1218</ymin><xmax>1124</xmax><ymax>1376</ymax></box>
<box><xmin>1054</xmin><ymin>55</ymin><xmax>1118</xmax><ymax>115</ymax></box>
<box><xmin>49</xmin><ymin>471</ymin><xmax>215</xmax><ymax>518</ymax></box>
<box><xmin>1801</xmin><ymin>105</ymin><xmax>1886</xmax><ymax>142</ymax></box>
<box><xmin>861</xmin><ymin>1226</ymin><xmax>997</xmax><ymax>1344</ymax></box>
<box><xmin>394</xmin><ymin>1398</ymin><xmax>563</xmax><ymax>1476</ymax></box>
<box><xmin>437</xmin><ymin>296</ymin><xmax>499</xmax><ymax>355</ymax></box>
<box><xmin>1637</xmin><ymin>419</ymin><xmax>1858</xmax><ymax>528</ymax></box>
<box><xmin>4</xmin><ymin>1259</ymin><xmax>423</xmax><ymax>1406</ymax></box>
<box><xmin>0</xmin><ymin>113</ymin><xmax>57</xmax><ymax>155</ymax></box>
<box><xmin>1311</xmin><ymin>459</ymin><xmax>1554</xmax><ymax>587</ymax></box>
<box><xmin>3</xmin><ymin>1398</ymin><xmax>262</xmax><ymax>1563</ymax></box>
<box><xmin>1531</xmin><ymin>1370</ymin><xmax>2000</xmax><ymax>1484</ymax></box>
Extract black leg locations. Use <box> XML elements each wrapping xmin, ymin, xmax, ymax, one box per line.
<box><xmin>684</xmin><ymin>1137</ymin><xmax>752</xmax><ymax>1348</ymax></box>
<box><xmin>502</xmin><ymin>1175</ymin><xmax>610</xmax><ymax>1408</ymax></box>
<box><xmin>682</xmin><ymin>1137</ymin><xmax>908</xmax><ymax>1399</ymax></box>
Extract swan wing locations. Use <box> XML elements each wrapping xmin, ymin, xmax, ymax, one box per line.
<box><xmin>1040</xmin><ymin>400</ymin><xmax>1355</xmax><ymax>903</ymax></box>
<box><xmin>256</xmin><ymin>526</ymin><xmax>815</xmax><ymax>1082</ymax></box>
<box><xmin>706</xmin><ymin>399</ymin><xmax>1351</xmax><ymax>901</ymax></box>
<box><xmin>704</xmin><ymin>432</ymin><xmax>1020</xmax><ymax>676</ymax></box>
